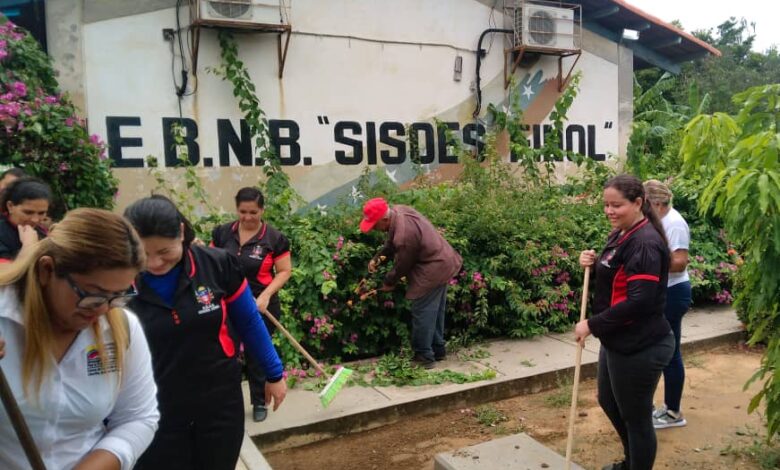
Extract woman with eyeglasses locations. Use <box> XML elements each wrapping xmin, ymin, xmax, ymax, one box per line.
<box><xmin>123</xmin><ymin>195</ymin><xmax>286</xmax><ymax>470</ymax></box>
<box><xmin>0</xmin><ymin>208</ymin><xmax>159</xmax><ymax>470</ymax></box>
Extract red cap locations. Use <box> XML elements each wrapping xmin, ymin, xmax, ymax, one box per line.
<box><xmin>359</xmin><ymin>197</ymin><xmax>389</xmax><ymax>233</ymax></box>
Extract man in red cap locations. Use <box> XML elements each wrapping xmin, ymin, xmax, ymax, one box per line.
<box><xmin>360</xmin><ymin>197</ymin><xmax>462</xmax><ymax>369</ymax></box>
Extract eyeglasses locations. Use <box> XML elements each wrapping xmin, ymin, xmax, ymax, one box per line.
<box><xmin>64</xmin><ymin>274</ymin><xmax>138</xmax><ymax>309</ymax></box>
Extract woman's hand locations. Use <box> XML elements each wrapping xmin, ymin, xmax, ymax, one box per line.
<box><xmin>72</xmin><ymin>449</ymin><xmax>121</xmax><ymax>470</ymax></box>
<box><xmin>264</xmin><ymin>379</ymin><xmax>287</xmax><ymax>411</ymax></box>
<box><xmin>579</xmin><ymin>250</ymin><xmax>596</xmax><ymax>268</ymax></box>
<box><xmin>367</xmin><ymin>258</ymin><xmax>378</xmax><ymax>274</ymax></box>
<box><xmin>574</xmin><ymin>319</ymin><xmax>591</xmax><ymax>345</ymax></box>
<box><xmin>18</xmin><ymin>225</ymin><xmax>38</xmax><ymax>246</ymax></box>
<box><xmin>256</xmin><ymin>294</ymin><xmax>270</xmax><ymax>315</ymax></box>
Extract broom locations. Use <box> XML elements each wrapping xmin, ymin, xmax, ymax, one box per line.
<box><xmin>0</xmin><ymin>365</ymin><xmax>47</xmax><ymax>470</ymax></box>
<box><xmin>565</xmin><ymin>266</ymin><xmax>590</xmax><ymax>470</ymax></box>
<box><xmin>260</xmin><ymin>310</ymin><xmax>352</xmax><ymax>408</ymax></box>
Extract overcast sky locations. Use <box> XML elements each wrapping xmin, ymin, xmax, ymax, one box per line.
<box><xmin>626</xmin><ymin>0</ymin><xmax>780</xmax><ymax>52</ymax></box>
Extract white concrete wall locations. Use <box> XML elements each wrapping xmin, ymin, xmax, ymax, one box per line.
<box><xmin>66</xmin><ymin>0</ymin><xmax>624</xmax><ymax>209</ymax></box>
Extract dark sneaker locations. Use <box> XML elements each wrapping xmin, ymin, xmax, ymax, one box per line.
<box><xmin>253</xmin><ymin>405</ymin><xmax>268</xmax><ymax>422</ymax></box>
<box><xmin>653</xmin><ymin>408</ymin><xmax>687</xmax><ymax>429</ymax></box>
<box><xmin>434</xmin><ymin>349</ymin><xmax>447</xmax><ymax>361</ymax></box>
<box><xmin>411</xmin><ymin>355</ymin><xmax>436</xmax><ymax>369</ymax></box>
<box><xmin>601</xmin><ymin>461</ymin><xmax>627</xmax><ymax>470</ymax></box>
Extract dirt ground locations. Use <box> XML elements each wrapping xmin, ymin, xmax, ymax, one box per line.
<box><xmin>265</xmin><ymin>344</ymin><xmax>775</xmax><ymax>470</ymax></box>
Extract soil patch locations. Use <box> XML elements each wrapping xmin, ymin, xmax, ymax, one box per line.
<box><xmin>265</xmin><ymin>344</ymin><xmax>773</xmax><ymax>470</ymax></box>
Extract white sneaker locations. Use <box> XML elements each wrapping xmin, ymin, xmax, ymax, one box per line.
<box><xmin>653</xmin><ymin>408</ymin><xmax>687</xmax><ymax>429</ymax></box>
<box><xmin>652</xmin><ymin>404</ymin><xmax>667</xmax><ymax>419</ymax></box>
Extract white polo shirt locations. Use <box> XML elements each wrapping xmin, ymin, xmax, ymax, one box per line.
<box><xmin>0</xmin><ymin>286</ymin><xmax>159</xmax><ymax>470</ymax></box>
<box><xmin>662</xmin><ymin>207</ymin><xmax>690</xmax><ymax>287</ymax></box>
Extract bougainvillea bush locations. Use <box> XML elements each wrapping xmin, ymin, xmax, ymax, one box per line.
<box><xmin>0</xmin><ymin>16</ymin><xmax>117</xmax><ymax>217</ymax></box>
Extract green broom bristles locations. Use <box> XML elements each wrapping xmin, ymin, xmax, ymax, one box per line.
<box><xmin>319</xmin><ymin>366</ymin><xmax>353</xmax><ymax>408</ymax></box>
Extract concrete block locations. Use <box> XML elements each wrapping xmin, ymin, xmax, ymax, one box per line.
<box><xmin>240</xmin><ymin>432</ymin><xmax>273</xmax><ymax>470</ymax></box>
<box><xmin>434</xmin><ymin>433</ymin><xmax>585</xmax><ymax>470</ymax></box>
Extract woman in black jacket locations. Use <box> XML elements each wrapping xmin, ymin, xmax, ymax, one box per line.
<box><xmin>575</xmin><ymin>174</ymin><xmax>675</xmax><ymax>470</ymax></box>
<box><xmin>0</xmin><ymin>177</ymin><xmax>51</xmax><ymax>261</ymax></box>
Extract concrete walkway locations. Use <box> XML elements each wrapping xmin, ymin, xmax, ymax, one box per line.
<box><xmin>238</xmin><ymin>305</ymin><xmax>743</xmax><ymax>467</ymax></box>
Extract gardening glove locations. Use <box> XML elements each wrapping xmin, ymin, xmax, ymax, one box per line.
<box><xmin>368</xmin><ymin>258</ymin><xmax>379</xmax><ymax>274</ymax></box>
<box><xmin>265</xmin><ymin>379</ymin><xmax>288</xmax><ymax>411</ymax></box>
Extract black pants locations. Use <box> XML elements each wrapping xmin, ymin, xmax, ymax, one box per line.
<box><xmin>135</xmin><ymin>379</ymin><xmax>245</xmax><ymax>470</ymax></box>
<box><xmin>246</xmin><ymin>298</ymin><xmax>281</xmax><ymax>406</ymax></box>
<box><xmin>598</xmin><ymin>333</ymin><xmax>674</xmax><ymax>470</ymax></box>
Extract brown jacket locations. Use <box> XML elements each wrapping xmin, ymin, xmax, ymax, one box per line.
<box><xmin>380</xmin><ymin>205</ymin><xmax>462</xmax><ymax>299</ymax></box>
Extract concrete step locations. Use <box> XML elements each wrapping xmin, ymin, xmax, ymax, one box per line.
<box><xmin>434</xmin><ymin>433</ymin><xmax>586</xmax><ymax>470</ymax></box>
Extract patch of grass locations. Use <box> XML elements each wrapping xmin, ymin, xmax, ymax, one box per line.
<box><xmin>686</xmin><ymin>354</ymin><xmax>706</xmax><ymax>369</ymax></box>
<box><xmin>348</xmin><ymin>351</ymin><xmax>497</xmax><ymax>387</ymax></box>
<box><xmin>544</xmin><ymin>375</ymin><xmax>582</xmax><ymax>408</ymax></box>
<box><xmin>457</xmin><ymin>346</ymin><xmax>492</xmax><ymax>362</ymax></box>
<box><xmin>474</xmin><ymin>404</ymin><xmax>508</xmax><ymax>427</ymax></box>
<box><xmin>720</xmin><ymin>426</ymin><xmax>780</xmax><ymax>469</ymax></box>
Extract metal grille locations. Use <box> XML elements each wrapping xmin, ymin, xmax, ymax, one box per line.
<box><xmin>207</xmin><ymin>0</ymin><xmax>251</xmax><ymax>19</ymax></box>
<box><xmin>528</xmin><ymin>9</ymin><xmax>555</xmax><ymax>45</ymax></box>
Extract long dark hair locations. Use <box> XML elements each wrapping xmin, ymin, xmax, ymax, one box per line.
<box><xmin>604</xmin><ymin>174</ymin><xmax>667</xmax><ymax>244</ymax></box>
<box><xmin>1</xmin><ymin>176</ymin><xmax>52</xmax><ymax>211</ymax></box>
<box><xmin>123</xmin><ymin>195</ymin><xmax>195</xmax><ymax>247</ymax></box>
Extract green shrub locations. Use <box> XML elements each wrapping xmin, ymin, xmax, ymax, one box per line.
<box><xmin>0</xmin><ymin>16</ymin><xmax>117</xmax><ymax>217</ymax></box>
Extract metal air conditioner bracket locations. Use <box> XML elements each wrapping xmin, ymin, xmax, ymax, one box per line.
<box><xmin>503</xmin><ymin>45</ymin><xmax>582</xmax><ymax>91</ymax></box>
<box><xmin>190</xmin><ymin>20</ymin><xmax>292</xmax><ymax>78</ymax></box>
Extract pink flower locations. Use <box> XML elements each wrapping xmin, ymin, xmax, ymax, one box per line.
<box><xmin>309</xmin><ymin>327</ymin><xmax>317</xmax><ymax>334</ymax></box>
<box><xmin>332</xmin><ymin>253</ymin><xmax>340</xmax><ymax>261</ymax></box>
<box><xmin>322</xmin><ymin>270</ymin><xmax>331</xmax><ymax>280</ymax></box>
<box><xmin>89</xmin><ymin>134</ymin><xmax>102</xmax><ymax>145</ymax></box>
<box><xmin>335</xmin><ymin>236</ymin><xmax>344</xmax><ymax>251</ymax></box>
<box><xmin>349</xmin><ymin>333</ymin><xmax>358</xmax><ymax>342</ymax></box>
<box><xmin>44</xmin><ymin>95</ymin><xmax>58</xmax><ymax>104</ymax></box>
<box><xmin>383</xmin><ymin>300</ymin><xmax>394</xmax><ymax>309</ymax></box>
<box><xmin>448</xmin><ymin>278</ymin><xmax>458</xmax><ymax>285</ymax></box>
<box><xmin>59</xmin><ymin>162</ymin><xmax>69</xmax><ymax>171</ymax></box>
<box><xmin>0</xmin><ymin>49</ymin><xmax>7</xmax><ymax>61</ymax></box>
<box><xmin>65</xmin><ymin>117</ymin><xmax>75</xmax><ymax>127</ymax></box>
<box><xmin>11</xmin><ymin>81</ymin><xmax>26</xmax><ymax>97</ymax></box>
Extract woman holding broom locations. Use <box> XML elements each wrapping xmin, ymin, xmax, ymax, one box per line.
<box><xmin>575</xmin><ymin>175</ymin><xmax>674</xmax><ymax>470</ymax></box>
<box><xmin>211</xmin><ymin>187</ymin><xmax>292</xmax><ymax>423</ymax></box>
<box><xmin>124</xmin><ymin>195</ymin><xmax>286</xmax><ymax>470</ymax></box>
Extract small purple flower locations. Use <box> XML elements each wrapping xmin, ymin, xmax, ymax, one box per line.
<box><xmin>11</xmin><ymin>81</ymin><xmax>26</xmax><ymax>97</ymax></box>
<box><xmin>44</xmin><ymin>95</ymin><xmax>58</xmax><ymax>104</ymax></box>
<box><xmin>383</xmin><ymin>300</ymin><xmax>394</xmax><ymax>309</ymax></box>
<box><xmin>59</xmin><ymin>162</ymin><xmax>69</xmax><ymax>171</ymax></box>
<box><xmin>322</xmin><ymin>270</ymin><xmax>331</xmax><ymax>280</ymax></box>
<box><xmin>449</xmin><ymin>278</ymin><xmax>458</xmax><ymax>285</ymax></box>
<box><xmin>65</xmin><ymin>117</ymin><xmax>75</xmax><ymax>127</ymax></box>
<box><xmin>335</xmin><ymin>236</ymin><xmax>344</xmax><ymax>251</ymax></box>
<box><xmin>89</xmin><ymin>134</ymin><xmax>102</xmax><ymax>145</ymax></box>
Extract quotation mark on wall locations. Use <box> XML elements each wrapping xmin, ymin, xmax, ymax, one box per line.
<box><xmin>317</xmin><ymin>116</ymin><xmax>330</xmax><ymax>125</ymax></box>
<box><xmin>604</xmin><ymin>121</ymin><xmax>613</xmax><ymax>129</ymax></box>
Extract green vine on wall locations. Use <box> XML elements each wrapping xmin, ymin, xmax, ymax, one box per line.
<box><xmin>211</xmin><ymin>30</ymin><xmax>302</xmax><ymax>224</ymax></box>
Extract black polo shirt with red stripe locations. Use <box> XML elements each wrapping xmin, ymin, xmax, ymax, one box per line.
<box><xmin>128</xmin><ymin>244</ymin><xmax>246</xmax><ymax>416</ymax></box>
<box><xmin>210</xmin><ymin>221</ymin><xmax>291</xmax><ymax>299</ymax></box>
<box><xmin>588</xmin><ymin>218</ymin><xmax>672</xmax><ymax>354</ymax></box>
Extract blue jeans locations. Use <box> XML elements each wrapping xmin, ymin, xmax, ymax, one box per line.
<box><xmin>410</xmin><ymin>284</ymin><xmax>448</xmax><ymax>362</ymax></box>
<box><xmin>663</xmin><ymin>281</ymin><xmax>692</xmax><ymax>413</ymax></box>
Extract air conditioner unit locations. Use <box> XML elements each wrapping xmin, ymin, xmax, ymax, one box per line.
<box><xmin>197</xmin><ymin>0</ymin><xmax>286</xmax><ymax>25</ymax></box>
<box><xmin>516</xmin><ymin>3</ymin><xmax>575</xmax><ymax>50</ymax></box>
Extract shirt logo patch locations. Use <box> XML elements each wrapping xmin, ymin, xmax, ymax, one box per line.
<box><xmin>248</xmin><ymin>245</ymin><xmax>264</xmax><ymax>260</ymax></box>
<box><xmin>195</xmin><ymin>285</ymin><xmax>220</xmax><ymax>314</ymax></box>
<box><xmin>601</xmin><ymin>248</ymin><xmax>617</xmax><ymax>268</ymax></box>
<box><xmin>86</xmin><ymin>343</ymin><xmax>118</xmax><ymax>376</ymax></box>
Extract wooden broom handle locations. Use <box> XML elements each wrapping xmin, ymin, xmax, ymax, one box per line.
<box><xmin>565</xmin><ymin>266</ymin><xmax>590</xmax><ymax>469</ymax></box>
<box><xmin>260</xmin><ymin>309</ymin><xmax>329</xmax><ymax>377</ymax></box>
<box><xmin>0</xmin><ymin>365</ymin><xmax>46</xmax><ymax>470</ymax></box>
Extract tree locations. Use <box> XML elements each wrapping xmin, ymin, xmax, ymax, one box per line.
<box><xmin>680</xmin><ymin>83</ymin><xmax>780</xmax><ymax>440</ymax></box>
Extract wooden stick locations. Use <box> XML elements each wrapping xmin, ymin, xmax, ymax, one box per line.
<box><xmin>260</xmin><ymin>310</ymin><xmax>329</xmax><ymax>378</ymax></box>
<box><xmin>0</xmin><ymin>365</ymin><xmax>46</xmax><ymax>470</ymax></box>
<box><xmin>565</xmin><ymin>266</ymin><xmax>590</xmax><ymax>470</ymax></box>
